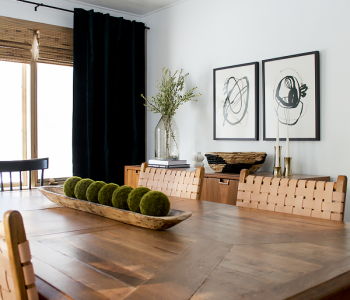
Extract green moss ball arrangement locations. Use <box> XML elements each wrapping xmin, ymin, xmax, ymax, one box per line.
<box><xmin>86</xmin><ymin>181</ymin><xmax>106</xmax><ymax>203</ymax></box>
<box><xmin>63</xmin><ymin>176</ymin><xmax>82</xmax><ymax>198</ymax></box>
<box><xmin>98</xmin><ymin>183</ymin><xmax>119</xmax><ymax>206</ymax></box>
<box><xmin>140</xmin><ymin>191</ymin><xmax>171</xmax><ymax>217</ymax></box>
<box><xmin>112</xmin><ymin>185</ymin><xmax>133</xmax><ymax>210</ymax></box>
<box><xmin>74</xmin><ymin>178</ymin><xmax>94</xmax><ymax>200</ymax></box>
<box><xmin>127</xmin><ymin>187</ymin><xmax>151</xmax><ymax>213</ymax></box>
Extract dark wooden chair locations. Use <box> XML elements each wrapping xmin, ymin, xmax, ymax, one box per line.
<box><xmin>0</xmin><ymin>158</ymin><xmax>49</xmax><ymax>192</ymax></box>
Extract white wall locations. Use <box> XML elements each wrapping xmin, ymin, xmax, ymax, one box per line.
<box><xmin>0</xmin><ymin>0</ymin><xmax>142</xmax><ymax>27</ymax></box>
<box><xmin>2</xmin><ymin>0</ymin><xmax>350</xmax><ymax>220</ymax></box>
<box><xmin>143</xmin><ymin>0</ymin><xmax>350</xmax><ymax>220</ymax></box>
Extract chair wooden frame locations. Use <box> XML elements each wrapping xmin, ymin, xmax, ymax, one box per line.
<box><xmin>0</xmin><ymin>210</ymin><xmax>38</xmax><ymax>299</ymax></box>
<box><xmin>0</xmin><ymin>158</ymin><xmax>49</xmax><ymax>192</ymax></box>
<box><xmin>138</xmin><ymin>163</ymin><xmax>205</xmax><ymax>200</ymax></box>
<box><xmin>237</xmin><ymin>169</ymin><xmax>347</xmax><ymax>221</ymax></box>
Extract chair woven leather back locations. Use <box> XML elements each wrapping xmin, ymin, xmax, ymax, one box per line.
<box><xmin>138</xmin><ymin>163</ymin><xmax>205</xmax><ymax>200</ymax></box>
<box><xmin>237</xmin><ymin>169</ymin><xmax>347</xmax><ymax>221</ymax></box>
<box><xmin>0</xmin><ymin>211</ymin><xmax>38</xmax><ymax>300</ymax></box>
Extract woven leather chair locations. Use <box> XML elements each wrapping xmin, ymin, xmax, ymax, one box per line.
<box><xmin>0</xmin><ymin>210</ymin><xmax>38</xmax><ymax>299</ymax></box>
<box><xmin>237</xmin><ymin>169</ymin><xmax>347</xmax><ymax>221</ymax></box>
<box><xmin>138</xmin><ymin>162</ymin><xmax>205</xmax><ymax>200</ymax></box>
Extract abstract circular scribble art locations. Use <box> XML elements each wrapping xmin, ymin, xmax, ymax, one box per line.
<box><xmin>274</xmin><ymin>69</ymin><xmax>308</xmax><ymax>126</ymax></box>
<box><xmin>222</xmin><ymin>76</ymin><xmax>249</xmax><ymax>126</ymax></box>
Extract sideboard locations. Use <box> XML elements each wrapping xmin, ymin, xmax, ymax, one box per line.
<box><xmin>124</xmin><ymin>165</ymin><xmax>331</xmax><ymax>205</ymax></box>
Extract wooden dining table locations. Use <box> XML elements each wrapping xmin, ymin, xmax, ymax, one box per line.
<box><xmin>1</xmin><ymin>188</ymin><xmax>350</xmax><ymax>300</ymax></box>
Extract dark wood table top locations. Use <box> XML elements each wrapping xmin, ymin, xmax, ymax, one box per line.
<box><xmin>1</xmin><ymin>189</ymin><xmax>350</xmax><ymax>299</ymax></box>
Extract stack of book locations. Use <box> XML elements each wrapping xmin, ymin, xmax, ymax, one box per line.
<box><xmin>148</xmin><ymin>159</ymin><xmax>190</xmax><ymax>168</ymax></box>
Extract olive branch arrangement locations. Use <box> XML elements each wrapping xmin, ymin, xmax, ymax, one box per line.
<box><xmin>141</xmin><ymin>68</ymin><xmax>201</xmax><ymax>158</ymax></box>
<box><xmin>141</xmin><ymin>68</ymin><xmax>201</xmax><ymax>117</ymax></box>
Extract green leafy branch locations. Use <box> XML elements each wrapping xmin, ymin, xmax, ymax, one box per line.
<box><xmin>141</xmin><ymin>68</ymin><xmax>201</xmax><ymax>118</ymax></box>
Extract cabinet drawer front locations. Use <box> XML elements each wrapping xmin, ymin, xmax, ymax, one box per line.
<box><xmin>125</xmin><ymin>169</ymin><xmax>140</xmax><ymax>188</ymax></box>
<box><xmin>203</xmin><ymin>178</ymin><xmax>238</xmax><ymax>205</ymax></box>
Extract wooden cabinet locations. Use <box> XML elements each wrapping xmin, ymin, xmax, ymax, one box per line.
<box><xmin>202</xmin><ymin>178</ymin><xmax>239</xmax><ymax>205</ymax></box>
<box><xmin>124</xmin><ymin>165</ymin><xmax>141</xmax><ymax>188</ymax></box>
<box><xmin>202</xmin><ymin>172</ymin><xmax>241</xmax><ymax>204</ymax></box>
<box><xmin>124</xmin><ymin>165</ymin><xmax>330</xmax><ymax>206</ymax></box>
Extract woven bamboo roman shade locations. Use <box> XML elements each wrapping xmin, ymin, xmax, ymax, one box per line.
<box><xmin>0</xmin><ymin>16</ymin><xmax>73</xmax><ymax>66</ymax></box>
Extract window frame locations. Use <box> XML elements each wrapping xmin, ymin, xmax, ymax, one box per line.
<box><xmin>0</xmin><ymin>16</ymin><xmax>74</xmax><ymax>189</ymax></box>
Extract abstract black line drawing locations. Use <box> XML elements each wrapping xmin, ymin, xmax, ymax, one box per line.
<box><xmin>223</xmin><ymin>76</ymin><xmax>249</xmax><ymax>126</ymax></box>
<box><xmin>214</xmin><ymin>62</ymin><xmax>259</xmax><ymax>140</ymax></box>
<box><xmin>274</xmin><ymin>70</ymin><xmax>308</xmax><ymax>126</ymax></box>
<box><xmin>263</xmin><ymin>51</ymin><xmax>320</xmax><ymax>141</ymax></box>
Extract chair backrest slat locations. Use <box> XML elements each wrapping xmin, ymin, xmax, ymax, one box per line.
<box><xmin>9</xmin><ymin>172</ymin><xmax>12</xmax><ymax>191</ymax></box>
<box><xmin>236</xmin><ymin>169</ymin><xmax>347</xmax><ymax>221</ymax></box>
<box><xmin>138</xmin><ymin>163</ymin><xmax>204</xmax><ymax>200</ymax></box>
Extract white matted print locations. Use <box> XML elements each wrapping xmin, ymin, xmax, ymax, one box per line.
<box><xmin>263</xmin><ymin>51</ymin><xmax>320</xmax><ymax>141</ymax></box>
<box><xmin>213</xmin><ymin>62</ymin><xmax>259</xmax><ymax>140</ymax></box>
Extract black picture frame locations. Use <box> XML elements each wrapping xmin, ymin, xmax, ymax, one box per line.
<box><xmin>263</xmin><ymin>51</ymin><xmax>320</xmax><ymax>141</ymax></box>
<box><xmin>213</xmin><ymin>62</ymin><xmax>259</xmax><ymax>140</ymax></box>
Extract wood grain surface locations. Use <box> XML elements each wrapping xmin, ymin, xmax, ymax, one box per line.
<box><xmin>1</xmin><ymin>189</ymin><xmax>350</xmax><ymax>299</ymax></box>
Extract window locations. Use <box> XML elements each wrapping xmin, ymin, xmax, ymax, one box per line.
<box><xmin>0</xmin><ymin>62</ymin><xmax>26</xmax><ymax>183</ymax></box>
<box><xmin>0</xmin><ymin>16</ymin><xmax>73</xmax><ymax>188</ymax></box>
<box><xmin>37</xmin><ymin>63</ymin><xmax>73</xmax><ymax>179</ymax></box>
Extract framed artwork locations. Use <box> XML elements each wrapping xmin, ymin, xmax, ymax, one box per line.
<box><xmin>213</xmin><ymin>62</ymin><xmax>259</xmax><ymax>140</ymax></box>
<box><xmin>263</xmin><ymin>51</ymin><xmax>320</xmax><ymax>141</ymax></box>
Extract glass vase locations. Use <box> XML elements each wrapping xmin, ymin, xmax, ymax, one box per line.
<box><xmin>155</xmin><ymin>115</ymin><xmax>179</xmax><ymax>160</ymax></box>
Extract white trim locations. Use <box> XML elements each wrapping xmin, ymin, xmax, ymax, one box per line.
<box><xmin>60</xmin><ymin>0</ymin><xmax>187</xmax><ymax>18</ymax></box>
<box><xmin>141</xmin><ymin>0</ymin><xmax>187</xmax><ymax>17</ymax></box>
<box><xmin>60</xmin><ymin>0</ymin><xmax>143</xmax><ymax>18</ymax></box>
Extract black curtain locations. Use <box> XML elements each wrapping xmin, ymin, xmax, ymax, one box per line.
<box><xmin>73</xmin><ymin>8</ymin><xmax>145</xmax><ymax>184</ymax></box>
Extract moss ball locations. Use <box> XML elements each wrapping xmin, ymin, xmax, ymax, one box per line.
<box><xmin>74</xmin><ymin>178</ymin><xmax>94</xmax><ymax>200</ymax></box>
<box><xmin>140</xmin><ymin>191</ymin><xmax>171</xmax><ymax>217</ymax></box>
<box><xmin>86</xmin><ymin>181</ymin><xmax>106</xmax><ymax>203</ymax></box>
<box><xmin>63</xmin><ymin>176</ymin><xmax>82</xmax><ymax>198</ymax></box>
<box><xmin>127</xmin><ymin>187</ymin><xmax>151</xmax><ymax>213</ymax></box>
<box><xmin>112</xmin><ymin>185</ymin><xmax>133</xmax><ymax>210</ymax></box>
<box><xmin>98</xmin><ymin>183</ymin><xmax>119</xmax><ymax>206</ymax></box>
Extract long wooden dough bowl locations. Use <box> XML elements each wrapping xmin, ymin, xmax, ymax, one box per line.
<box><xmin>38</xmin><ymin>186</ymin><xmax>192</xmax><ymax>230</ymax></box>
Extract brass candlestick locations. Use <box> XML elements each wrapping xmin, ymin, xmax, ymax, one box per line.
<box><xmin>273</xmin><ymin>166</ymin><xmax>282</xmax><ymax>178</ymax></box>
<box><xmin>283</xmin><ymin>157</ymin><xmax>292</xmax><ymax>177</ymax></box>
<box><xmin>273</xmin><ymin>146</ymin><xmax>282</xmax><ymax>172</ymax></box>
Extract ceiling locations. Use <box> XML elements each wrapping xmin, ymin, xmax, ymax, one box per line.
<box><xmin>71</xmin><ymin>0</ymin><xmax>183</xmax><ymax>16</ymax></box>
